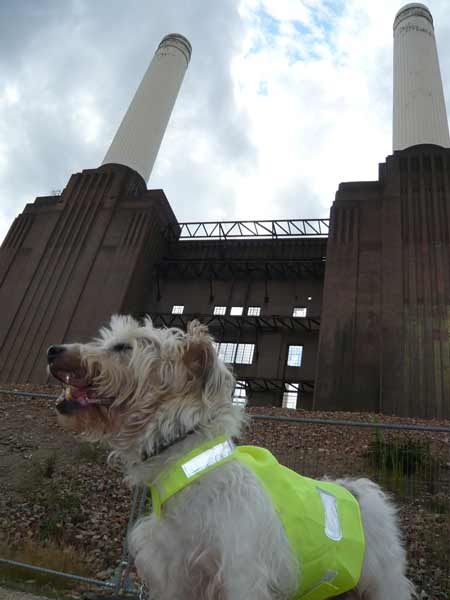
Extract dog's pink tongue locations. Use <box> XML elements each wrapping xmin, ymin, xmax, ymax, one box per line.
<box><xmin>73</xmin><ymin>386</ymin><xmax>95</xmax><ymax>405</ymax></box>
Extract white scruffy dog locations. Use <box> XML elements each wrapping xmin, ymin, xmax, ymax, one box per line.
<box><xmin>48</xmin><ymin>315</ymin><xmax>415</xmax><ymax>600</ymax></box>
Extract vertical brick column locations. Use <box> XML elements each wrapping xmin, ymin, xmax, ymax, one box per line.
<box><xmin>315</xmin><ymin>146</ymin><xmax>450</xmax><ymax>418</ymax></box>
<box><xmin>0</xmin><ymin>164</ymin><xmax>178</xmax><ymax>383</ymax></box>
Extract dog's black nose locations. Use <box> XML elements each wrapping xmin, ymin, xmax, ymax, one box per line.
<box><xmin>47</xmin><ymin>345</ymin><xmax>65</xmax><ymax>362</ymax></box>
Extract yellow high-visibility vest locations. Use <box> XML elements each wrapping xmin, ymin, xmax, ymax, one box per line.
<box><xmin>149</xmin><ymin>437</ymin><xmax>365</xmax><ymax>600</ymax></box>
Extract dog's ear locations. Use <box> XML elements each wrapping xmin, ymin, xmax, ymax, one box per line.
<box><xmin>183</xmin><ymin>320</ymin><xmax>214</xmax><ymax>381</ymax></box>
<box><xmin>187</xmin><ymin>320</ymin><xmax>209</xmax><ymax>338</ymax></box>
<box><xmin>142</xmin><ymin>314</ymin><xmax>153</xmax><ymax>329</ymax></box>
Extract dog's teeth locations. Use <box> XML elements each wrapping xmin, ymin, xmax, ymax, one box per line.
<box><xmin>64</xmin><ymin>374</ymin><xmax>74</xmax><ymax>400</ymax></box>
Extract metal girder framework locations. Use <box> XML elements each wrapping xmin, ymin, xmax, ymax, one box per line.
<box><xmin>156</xmin><ymin>258</ymin><xmax>326</xmax><ymax>280</ymax></box>
<box><xmin>235</xmin><ymin>378</ymin><xmax>315</xmax><ymax>394</ymax></box>
<box><xmin>149</xmin><ymin>313</ymin><xmax>320</xmax><ymax>333</ymax></box>
<box><xmin>165</xmin><ymin>219</ymin><xmax>329</xmax><ymax>240</ymax></box>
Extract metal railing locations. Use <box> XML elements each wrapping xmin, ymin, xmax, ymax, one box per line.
<box><xmin>1</xmin><ymin>388</ymin><xmax>449</xmax><ymax>598</ymax></box>
<box><xmin>0</xmin><ymin>485</ymin><xmax>148</xmax><ymax>595</ymax></box>
<box><xmin>166</xmin><ymin>219</ymin><xmax>330</xmax><ymax>240</ymax></box>
<box><xmin>150</xmin><ymin>312</ymin><xmax>321</xmax><ymax>333</ymax></box>
<box><xmin>0</xmin><ymin>388</ymin><xmax>145</xmax><ymax>595</ymax></box>
<box><xmin>245</xmin><ymin>411</ymin><xmax>450</xmax><ymax>599</ymax></box>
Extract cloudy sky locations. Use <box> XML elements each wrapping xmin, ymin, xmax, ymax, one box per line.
<box><xmin>1</xmin><ymin>0</ymin><xmax>450</xmax><ymax>244</ymax></box>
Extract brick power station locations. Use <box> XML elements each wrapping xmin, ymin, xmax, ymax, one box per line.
<box><xmin>1</xmin><ymin>5</ymin><xmax>450</xmax><ymax>419</ymax></box>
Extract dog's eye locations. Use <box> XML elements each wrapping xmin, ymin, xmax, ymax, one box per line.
<box><xmin>111</xmin><ymin>343</ymin><xmax>132</xmax><ymax>353</ymax></box>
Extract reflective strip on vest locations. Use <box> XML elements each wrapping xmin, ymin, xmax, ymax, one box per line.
<box><xmin>318</xmin><ymin>489</ymin><xmax>342</xmax><ymax>542</ymax></box>
<box><xmin>148</xmin><ymin>438</ymin><xmax>365</xmax><ymax>600</ymax></box>
<box><xmin>182</xmin><ymin>439</ymin><xmax>235</xmax><ymax>477</ymax></box>
<box><xmin>149</xmin><ymin>436</ymin><xmax>237</xmax><ymax>518</ymax></box>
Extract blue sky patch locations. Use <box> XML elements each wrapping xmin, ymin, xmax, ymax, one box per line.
<box><xmin>247</xmin><ymin>1</ymin><xmax>346</xmax><ymax>64</ymax></box>
<box><xmin>257</xmin><ymin>7</ymin><xmax>280</xmax><ymax>36</ymax></box>
<box><xmin>257</xmin><ymin>81</ymin><xmax>268</xmax><ymax>96</ymax></box>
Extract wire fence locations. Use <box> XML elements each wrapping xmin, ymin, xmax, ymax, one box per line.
<box><xmin>1</xmin><ymin>389</ymin><xmax>449</xmax><ymax>598</ymax></box>
<box><xmin>245</xmin><ymin>411</ymin><xmax>450</xmax><ymax>599</ymax></box>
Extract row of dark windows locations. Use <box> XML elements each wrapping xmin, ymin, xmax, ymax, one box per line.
<box><xmin>212</xmin><ymin>342</ymin><xmax>303</xmax><ymax>368</ymax></box>
<box><xmin>171</xmin><ymin>304</ymin><xmax>311</xmax><ymax>317</ymax></box>
<box><xmin>232</xmin><ymin>381</ymin><xmax>299</xmax><ymax>409</ymax></box>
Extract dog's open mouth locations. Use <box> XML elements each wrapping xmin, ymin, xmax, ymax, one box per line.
<box><xmin>52</xmin><ymin>369</ymin><xmax>114</xmax><ymax>414</ymax></box>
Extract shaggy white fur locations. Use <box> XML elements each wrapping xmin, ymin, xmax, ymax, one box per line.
<box><xmin>48</xmin><ymin>315</ymin><xmax>415</xmax><ymax>600</ymax></box>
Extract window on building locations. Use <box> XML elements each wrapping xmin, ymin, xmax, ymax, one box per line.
<box><xmin>213</xmin><ymin>342</ymin><xmax>255</xmax><ymax>365</ymax></box>
<box><xmin>293</xmin><ymin>307</ymin><xmax>307</xmax><ymax>317</ymax></box>
<box><xmin>287</xmin><ymin>345</ymin><xmax>303</xmax><ymax>367</ymax></box>
<box><xmin>213</xmin><ymin>306</ymin><xmax>227</xmax><ymax>315</ymax></box>
<box><xmin>216</xmin><ymin>342</ymin><xmax>237</xmax><ymax>363</ymax></box>
<box><xmin>230</xmin><ymin>306</ymin><xmax>244</xmax><ymax>316</ymax></box>
<box><xmin>247</xmin><ymin>306</ymin><xmax>261</xmax><ymax>316</ymax></box>
<box><xmin>235</xmin><ymin>344</ymin><xmax>255</xmax><ymax>365</ymax></box>
<box><xmin>233</xmin><ymin>381</ymin><xmax>247</xmax><ymax>406</ymax></box>
<box><xmin>283</xmin><ymin>383</ymin><xmax>299</xmax><ymax>409</ymax></box>
<box><xmin>172</xmin><ymin>305</ymin><xmax>184</xmax><ymax>314</ymax></box>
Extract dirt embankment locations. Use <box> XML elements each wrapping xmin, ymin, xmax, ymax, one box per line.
<box><xmin>1</xmin><ymin>384</ymin><xmax>449</xmax><ymax>599</ymax></box>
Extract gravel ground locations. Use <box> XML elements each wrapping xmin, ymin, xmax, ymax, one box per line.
<box><xmin>1</xmin><ymin>384</ymin><xmax>450</xmax><ymax>598</ymax></box>
<box><xmin>0</xmin><ymin>587</ymin><xmax>48</xmax><ymax>600</ymax></box>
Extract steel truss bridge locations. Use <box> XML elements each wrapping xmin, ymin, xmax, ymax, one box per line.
<box><xmin>150</xmin><ymin>312</ymin><xmax>321</xmax><ymax>333</ymax></box>
<box><xmin>156</xmin><ymin>257</ymin><xmax>326</xmax><ymax>280</ymax></box>
<box><xmin>235</xmin><ymin>378</ymin><xmax>315</xmax><ymax>394</ymax></box>
<box><xmin>166</xmin><ymin>219</ymin><xmax>330</xmax><ymax>240</ymax></box>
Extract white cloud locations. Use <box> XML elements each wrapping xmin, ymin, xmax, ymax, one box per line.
<box><xmin>0</xmin><ymin>214</ymin><xmax>11</xmax><ymax>248</ymax></box>
<box><xmin>1</xmin><ymin>0</ymin><xmax>450</xmax><ymax>243</ymax></box>
<box><xmin>70</xmin><ymin>93</ymin><xmax>105</xmax><ymax>145</ymax></box>
<box><xmin>1</xmin><ymin>84</ymin><xmax>20</xmax><ymax>105</ymax></box>
<box><xmin>0</xmin><ymin>141</ymin><xmax>8</xmax><ymax>175</ymax></box>
<box><xmin>220</xmin><ymin>0</ymin><xmax>392</xmax><ymax>218</ymax></box>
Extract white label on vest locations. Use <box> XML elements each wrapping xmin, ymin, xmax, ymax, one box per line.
<box><xmin>317</xmin><ymin>488</ymin><xmax>342</xmax><ymax>541</ymax></box>
<box><xmin>182</xmin><ymin>440</ymin><xmax>235</xmax><ymax>478</ymax></box>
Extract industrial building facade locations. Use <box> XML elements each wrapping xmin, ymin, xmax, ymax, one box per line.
<box><xmin>3</xmin><ymin>143</ymin><xmax>450</xmax><ymax>419</ymax></box>
<box><xmin>1</xmin><ymin>5</ymin><xmax>450</xmax><ymax>418</ymax></box>
<box><xmin>148</xmin><ymin>222</ymin><xmax>326</xmax><ymax>410</ymax></box>
<box><xmin>0</xmin><ymin>161</ymin><xmax>326</xmax><ymax>410</ymax></box>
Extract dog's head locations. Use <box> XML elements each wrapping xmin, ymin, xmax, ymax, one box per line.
<box><xmin>47</xmin><ymin>315</ymin><xmax>237</xmax><ymax>455</ymax></box>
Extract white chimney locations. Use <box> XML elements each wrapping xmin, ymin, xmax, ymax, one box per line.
<box><xmin>102</xmin><ymin>33</ymin><xmax>192</xmax><ymax>182</ymax></box>
<box><xmin>393</xmin><ymin>3</ymin><xmax>450</xmax><ymax>151</ymax></box>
